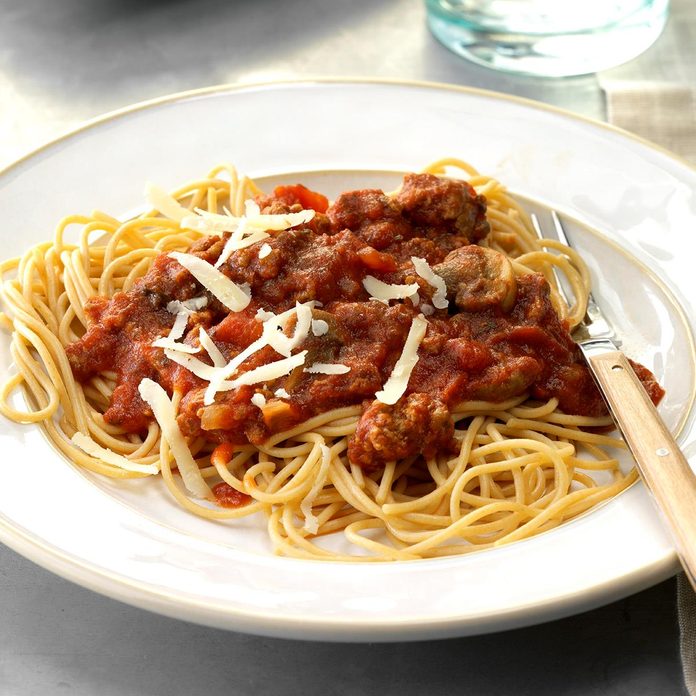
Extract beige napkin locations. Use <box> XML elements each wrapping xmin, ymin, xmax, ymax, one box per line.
<box><xmin>601</xmin><ymin>80</ymin><xmax>696</xmax><ymax>164</ymax></box>
<box><xmin>601</xmin><ymin>77</ymin><xmax>696</xmax><ymax>695</ymax></box>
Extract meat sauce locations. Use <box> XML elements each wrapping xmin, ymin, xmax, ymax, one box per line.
<box><xmin>66</xmin><ymin>173</ymin><xmax>664</xmax><ymax>472</ymax></box>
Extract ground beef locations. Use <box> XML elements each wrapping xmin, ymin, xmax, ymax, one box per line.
<box><xmin>349</xmin><ymin>393</ymin><xmax>456</xmax><ymax>470</ymax></box>
<box><xmin>327</xmin><ymin>189</ymin><xmax>415</xmax><ymax>250</ymax></box>
<box><xmin>395</xmin><ymin>172</ymin><xmax>490</xmax><ymax>242</ymax></box>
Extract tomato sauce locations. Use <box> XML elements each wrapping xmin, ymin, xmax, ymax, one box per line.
<box><xmin>212</xmin><ymin>482</ymin><xmax>252</xmax><ymax>509</ymax></box>
<box><xmin>65</xmin><ymin>173</ymin><xmax>663</xmax><ymax>469</ymax></box>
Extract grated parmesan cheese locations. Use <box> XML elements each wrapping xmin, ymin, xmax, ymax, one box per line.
<box><xmin>244</xmin><ymin>200</ymin><xmax>261</xmax><ymax>217</ymax></box>
<box><xmin>274</xmin><ymin>388</ymin><xmax>290</xmax><ymax>399</ymax></box>
<box><xmin>363</xmin><ymin>275</ymin><xmax>419</xmax><ymax>305</ymax></box>
<box><xmin>311</xmin><ymin>319</ymin><xmax>329</xmax><ymax>336</ymax></box>
<box><xmin>204</xmin><ymin>302</ymin><xmax>314</xmax><ymax>403</ymax></box>
<box><xmin>411</xmin><ymin>256</ymin><xmax>449</xmax><ymax>310</ymax></box>
<box><xmin>169</xmin><ymin>251</ymin><xmax>251</xmax><ymax>312</ymax></box>
<box><xmin>203</xmin><ymin>336</ymin><xmax>268</xmax><ymax>404</ymax></box>
<box><xmin>250</xmin><ymin>393</ymin><xmax>267</xmax><ymax>408</ymax></box>
<box><xmin>214</xmin><ymin>219</ymin><xmax>271</xmax><ymax>268</ymax></box>
<box><xmin>219</xmin><ymin>351</ymin><xmax>308</xmax><ymax>390</ymax></box>
<box><xmin>240</xmin><ymin>204</ymin><xmax>315</xmax><ymax>231</ymax></box>
<box><xmin>305</xmin><ymin>363</ymin><xmax>351</xmax><ymax>375</ymax></box>
<box><xmin>181</xmin><ymin>211</ymin><xmax>246</xmax><ymax>235</ymax></box>
<box><xmin>164</xmin><ymin>301</ymin><xmax>317</xmax><ymax>405</ymax></box>
<box><xmin>375</xmin><ymin>314</ymin><xmax>428</xmax><ymax>405</ymax></box>
<box><xmin>261</xmin><ymin>302</ymin><xmax>314</xmax><ymax>358</ymax></box>
<box><xmin>71</xmin><ymin>432</ymin><xmax>159</xmax><ymax>475</ymax></box>
<box><xmin>166</xmin><ymin>297</ymin><xmax>208</xmax><ymax>315</ymax></box>
<box><xmin>258</xmin><ymin>243</ymin><xmax>272</xmax><ymax>259</ymax></box>
<box><xmin>255</xmin><ymin>308</ymin><xmax>275</xmax><ymax>322</ymax></box>
<box><xmin>152</xmin><ymin>306</ymin><xmax>200</xmax><ymax>353</ymax></box>
<box><xmin>198</xmin><ymin>327</ymin><xmax>226</xmax><ymax>368</ymax></box>
<box><xmin>184</xmin><ymin>203</ymin><xmax>314</xmax><ymax>234</ymax></box>
<box><xmin>138</xmin><ymin>378</ymin><xmax>211</xmax><ymax>499</ymax></box>
<box><xmin>164</xmin><ymin>348</ymin><xmax>221</xmax><ymax>382</ymax></box>
<box><xmin>166</xmin><ymin>311</ymin><xmax>189</xmax><ymax>341</ymax></box>
<box><xmin>144</xmin><ymin>183</ymin><xmax>190</xmax><ymax>223</ymax></box>
<box><xmin>152</xmin><ymin>337</ymin><xmax>201</xmax><ymax>354</ymax></box>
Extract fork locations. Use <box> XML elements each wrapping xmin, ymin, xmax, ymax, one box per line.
<box><xmin>532</xmin><ymin>210</ymin><xmax>696</xmax><ymax>590</ymax></box>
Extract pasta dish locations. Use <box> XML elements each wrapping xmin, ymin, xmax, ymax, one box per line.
<box><xmin>0</xmin><ymin>159</ymin><xmax>663</xmax><ymax>560</ymax></box>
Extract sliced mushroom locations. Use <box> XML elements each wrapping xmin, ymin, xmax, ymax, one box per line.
<box><xmin>467</xmin><ymin>356</ymin><xmax>543</xmax><ymax>402</ymax></box>
<box><xmin>282</xmin><ymin>309</ymin><xmax>348</xmax><ymax>393</ymax></box>
<box><xmin>433</xmin><ymin>245</ymin><xmax>517</xmax><ymax>312</ymax></box>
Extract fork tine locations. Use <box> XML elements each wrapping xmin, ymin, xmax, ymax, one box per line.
<box><xmin>552</xmin><ymin>211</ymin><xmax>601</xmax><ymax>324</ymax></box>
<box><xmin>551</xmin><ymin>209</ymin><xmax>572</xmax><ymax>247</ymax></box>
<box><xmin>530</xmin><ymin>212</ymin><xmax>571</xmax><ymax>308</ymax></box>
<box><xmin>530</xmin><ymin>212</ymin><xmax>544</xmax><ymax>239</ymax></box>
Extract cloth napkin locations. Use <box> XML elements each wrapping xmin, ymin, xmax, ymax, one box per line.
<box><xmin>601</xmin><ymin>80</ymin><xmax>696</xmax><ymax>164</ymax></box>
<box><xmin>600</xmin><ymin>77</ymin><xmax>696</xmax><ymax>695</ymax></box>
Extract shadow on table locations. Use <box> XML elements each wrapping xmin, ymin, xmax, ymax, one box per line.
<box><xmin>0</xmin><ymin>545</ymin><xmax>685</xmax><ymax>696</ymax></box>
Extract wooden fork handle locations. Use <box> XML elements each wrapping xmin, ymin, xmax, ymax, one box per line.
<box><xmin>586</xmin><ymin>349</ymin><xmax>696</xmax><ymax>590</ymax></box>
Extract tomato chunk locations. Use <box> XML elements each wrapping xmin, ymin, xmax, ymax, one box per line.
<box><xmin>273</xmin><ymin>184</ymin><xmax>329</xmax><ymax>213</ymax></box>
<box><xmin>212</xmin><ymin>482</ymin><xmax>252</xmax><ymax>508</ymax></box>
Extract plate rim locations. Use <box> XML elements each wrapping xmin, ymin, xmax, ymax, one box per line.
<box><xmin>3</xmin><ymin>77</ymin><xmax>696</xmax><ymax>181</ymax></box>
<box><xmin>0</xmin><ymin>511</ymin><xmax>678</xmax><ymax>640</ymax></box>
<box><xmin>1</xmin><ymin>77</ymin><xmax>691</xmax><ymax>640</ymax></box>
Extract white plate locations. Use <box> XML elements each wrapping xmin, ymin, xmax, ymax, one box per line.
<box><xmin>1</xmin><ymin>80</ymin><xmax>695</xmax><ymax>641</ymax></box>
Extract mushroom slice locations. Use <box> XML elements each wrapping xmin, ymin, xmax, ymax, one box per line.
<box><xmin>433</xmin><ymin>245</ymin><xmax>517</xmax><ymax>312</ymax></box>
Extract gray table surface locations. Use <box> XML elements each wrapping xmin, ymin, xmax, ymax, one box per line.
<box><xmin>1</xmin><ymin>0</ymin><xmax>693</xmax><ymax>693</ymax></box>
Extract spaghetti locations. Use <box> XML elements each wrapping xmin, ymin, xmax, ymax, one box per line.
<box><xmin>0</xmin><ymin>159</ymin><xmax>660</xmax><ymax>561</ymax></box>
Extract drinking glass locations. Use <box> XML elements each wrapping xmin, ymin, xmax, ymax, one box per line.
<box><xmin>425</xmin><ymin>0</ymin><xmax>670</xmax><ymax>77</ymax></box>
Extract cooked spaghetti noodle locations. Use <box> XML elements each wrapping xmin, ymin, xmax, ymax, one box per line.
<box><xmin>0</xmin><ymin>159</ymin><xmax>654</xmax><ymax>561</ymax></box>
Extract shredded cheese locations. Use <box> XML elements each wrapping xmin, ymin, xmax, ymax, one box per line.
<box><xmin>305</xmin><ymin>363</ymin><xmax>351</xmax><ymax>375</ymax></box>
<box><xmin>244</xmin><ymin>200</ymin><xmax>260</xmax><ymax>217</ymax></box>
<box><xmin>163</xmin><ymin>348</ymin><xmax>220</xmax><ymax>382</ymax></box>
<box><xmin>161</xmin><ymin>300</ymin><xmax>318</xmax><ymax>405</ymax></box>
<box><xmin>198</xmin><ymin>327</ymin><xmax>226</xmax><ymax>368</ymax></box>
<box><xmin>166</xmin><ymin>297</ymin><xmax>208</xmax><ymax>315</ymax></box>
<box><xmin>255</xmin><ymin>308</ymin><xmax>275</xmax><ymax>322</ymax></box>
<box><xmin>274</xmin><ymin>388</ymin><xmax>290</xmax><ymax>399</ymax></box>
<box><xmin>258</xmin><ymin>243</ymin><xmax>272</xmax><ymax>259</ymax></box>
<box><xmin>375</xmin><ymin>314</ymin><xmax>428</xmax><ymax>405</ymax></box>
<box><xmin>221</xmin><ymin>351</ymin><xmax>308</xmax><ymax>389</ymax></box>
<box><xmin>250</xmin><ymin>393</ymin><xmax>267</xmax><ymax>408</ymax></box>
<box><xmin>71</xmin><ymin>432</ymin><xmax>159</xmax><ymax>475</ymax></box>
<box><xmin>262</xmin><ymin>302</ymin><xmax>314</xmax><ymax>358</ymax></box>
<box><xmin>199</xmin><ymin>301</ymin><xmax>317</xmax><ymax>403</ymax></box>
<box><xmin>144</xmin><ymin>183</ymin><xmax>190</xmax><ymax>223</ymax></box>
<box><xmin>166</xmin><ymin>311</ymin><xmax>189</xmax><ymax>341</ymax></box>
<box><xmin>169</xmin><ymin>251</ymin><xmax>251</xmax><ymax>312</ymax></box>
<box><xmin>152</xmin><ymin>337</ymin><xmax>201</xmax><ymax>354</ymax></box>
<box><xmin>183</xmin><ymin>204</ymin><xmax>314</xmax><ymax>235</ymax></box>
<box><xmin>181</xmin><ymin>211</ymin><xmax>246</xmax><ymax>235</ymax></box>
<box><xmin>245</xmin><ymin>208</ymin><xmax>315</xmax><ymax>230</ymax></box>
<box><xmin>311</xmin><ymin>319</ymin><xmax>329</xmax><ymax>336</ymax></box>
<box><xmin>152</xmin><ymin>305</ymin><xmax>199</xmax><ymax>353</ymax></box>
<box><xmin>214</xmin><ymin>219</ymin><xmax>271</xmax><ymax>268</ymax></box>
<box><xmin>363</xmin><ymin>275</ymin><xmax>419</xmax><ymax>305</ymax></box>
<box><xmin>411</xmin><ymin>256</ymin><xmax>449</xmax><ymax>309</ymax></box>
<box><xmin>137</xmin><ymin>379</ymin><xmax>211</xmax><ymax>498</ymax></box>
<box><xmin>202</xmin><ymin>336</ymin><xmax>268</xmax><ymax>405</ymax></box>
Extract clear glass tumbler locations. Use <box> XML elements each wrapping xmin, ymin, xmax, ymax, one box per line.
<box><xmin>425</xmin><ymin>0</ymin><xmax>670</xmax><ymax>77</ymax></box>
